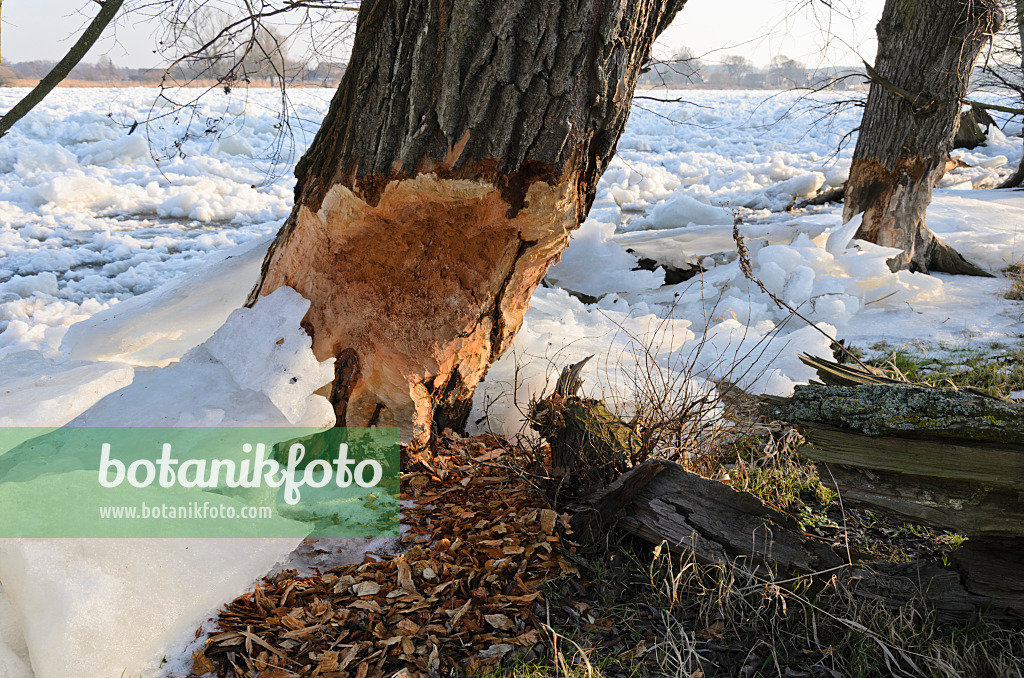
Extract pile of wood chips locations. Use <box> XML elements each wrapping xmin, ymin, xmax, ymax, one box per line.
<box><xmin>197</xmin><ymin>435</ymin><xmax>576</xmax><ymax>678</ymax></box>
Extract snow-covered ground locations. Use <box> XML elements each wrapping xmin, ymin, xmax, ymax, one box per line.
<box><xmin>1</xmin><ymin>86</ymin><xmax>1023</xmax><ymax>678</ymax></box>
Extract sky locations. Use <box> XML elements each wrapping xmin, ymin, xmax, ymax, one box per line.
<box><xmin>1</xmin><ymin>0</ymin><xmax>886</xmax><ymax>69</ymax></box>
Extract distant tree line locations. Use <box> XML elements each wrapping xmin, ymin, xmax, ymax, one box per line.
<box><xmin>0</xmin><ymin>54</ymin><xmax>347</xmax><ymax>86</ymax></box>
<box><xmin>638</xmin><ymin>50</ymin><xmax>869</xmax><ymax>90</ymax></box>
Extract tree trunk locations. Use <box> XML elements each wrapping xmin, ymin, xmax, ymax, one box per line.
<box><xmin>999</xmin><ymin>0</ymin><xmax>1024</xmax><ymax>189</ymax></box>
<box><xmin>843</xmin><ymin>0</ymin><xmax>1002</xmax><ymax>275</ymax></box>
<box><xmin>248</xmin><ymin>0</ymin><xmax>686</xmax><ymax>444</ymax></box>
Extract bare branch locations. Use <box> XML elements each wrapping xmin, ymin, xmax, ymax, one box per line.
<box><xmin>0</xmin><ymin>0</ymin><xmax>125</xmax><ymax>139</ymax></box>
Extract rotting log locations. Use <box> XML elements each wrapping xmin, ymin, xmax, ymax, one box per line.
<box><xmin>247</xmin><ymin>0</ymin><xmax>688</xmax><ymax>445</ymax></box>
<box><xmin>582</xmin><ymin>460</ymin><xmax>1024</xmax><ymax>619</ymax></box>
<box><xmin>591</xmin><ymin>459</ymin><xmax>845</xmax><ymax>577</ymax></box>
<box><xmin>764</xmin><ymin>378</ymin><xmax>1024</xmax><ymax>617</ymax></box>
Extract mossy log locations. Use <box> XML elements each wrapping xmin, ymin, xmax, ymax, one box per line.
<box><xmin>762</xmin><ymin>383</ymin><xmax>1024</xmax><ymax>445</ymax></box>
<box><xmin>761</xmin><ymin>383</ymin><xmax>1024</xmax><ymax>537</ymax></box>
<box><xmin>763</xmin><ymin>379</ymin><xmax>1024</xmax><ymax>616</ymax></box>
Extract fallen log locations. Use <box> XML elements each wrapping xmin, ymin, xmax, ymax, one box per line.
<box><xmin>581</xmin><ymin>459</ymin><xmax>1024</xmax><ymax>619</ymax></box>
<box><xmin>762</xmin><ymin>370</ymin><xmax>1024</xmax><ymax>617</ymax></box>
<box><xmin>762</xmin><ymin>382</ymin><xmax>1024</xmax><ymax>444</ymax></box>
<box><xmin>591</xmin><ymin>459</ymin><xmax>845</xmax><ymax>576</ymax></box>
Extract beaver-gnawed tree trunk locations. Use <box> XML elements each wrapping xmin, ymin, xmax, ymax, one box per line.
<box><xmin>248</xmin><ymin>0</ymin><xmax>687</xmax><ymax>445</ymax></box>
<box><xmin>844</xmin><ymin>0</ymin><xmax>1003</xmax><ymax>275</ymax></box>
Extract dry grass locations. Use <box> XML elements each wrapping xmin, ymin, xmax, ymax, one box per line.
<box><xmin>490</xmin><ymin>527</ymin><xmax>1024</xmax><ymax>678</ymax></box>
<box><xmin>1004</xmin><ymin>262</ymin><xmax>1024</xmax><ymax>301</ymax></box>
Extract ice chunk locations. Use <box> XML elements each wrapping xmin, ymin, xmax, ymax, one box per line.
<box><xmin>635</xmin><ymin>193</ymin><xmax>733</xmax><ymax>231</ymax></box>
<box><xmin>71</xmin><ymin>287</ymin><xmax>335</xmax><ymax>427</ymax></box>
<box><xmin>546</xmin><ymin>220</ymin><xmax>662</xmax><ymax>296</ymax></box>
<box><xmin>0</xmin><ymin>351</ymin><xmax>133</xmax><ymax>427</ymax></box>
<box><xmin>783</xmin><ymin>266</ymin><xmax>816</xmax><ymax>306</ymax></box>
<box><xmin>62</xmin><ymin>236</ymin><xmax>272</xmax><ymax>367</ymax></box>
<box><xmin>14</xmin><ymin>144</ymin><xmax>78</xmax><ymax>174</ymax></box>
<box><xmin>824</xmin><ymin>213</ymin><xmax>863</xmax><ymax>256</ymax></box>
<box><xmin>204</xmin><ymin>287</ymin><xmax>336</xmax><ymax>424</ymax></box>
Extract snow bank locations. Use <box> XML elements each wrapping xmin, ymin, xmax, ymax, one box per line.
<box><xmin>470</xmin><ymin>210</ymin><xmax>957</xmax><ymax>437</ymax></box>
<box><xmin>0</xmin><ymin>283</ymin><xmax>335</xmax><ymax>678</ymax></box>
<box><xmin>71</xmin><ymin>286</ymin><xmax>336</xmax><ymax>427</ymax></box>
<box><xmin>0</xmin><ymin>351</ymin><xmax>133</xmax><ymax>427</ymax></box>
<box><xmin>61</xmin><ymin>235</ymin><xmax>272</xmax><ymax>367</ymax></box>
<box><xmin>0</xmin><ymin>539</ymin><xmax>300</xmax><ymax>678</ymax></box>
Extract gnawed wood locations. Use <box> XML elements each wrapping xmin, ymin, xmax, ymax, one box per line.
<box><xmin>843</xmin><ymin>0</ymin><xmax>1002</xmax><ymax>275</ymax></box>
<box><xmin>249</xmin><ymin>0</ymin><xmax>689</xmax><ymax>445</ymax></box>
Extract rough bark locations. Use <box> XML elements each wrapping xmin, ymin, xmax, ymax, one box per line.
<box><xmin>0</xmin><ymin>0</ymin><xmax>124</xmax><ymax>138</ymax></box>
<box><xmin>843</xmin><ymin>0</ymin><xmax>1002</xmax><ymax>275</ymax></box>
<box><xmin>762</xmin><ymin>383</ymin><xmax>1024</xmax><ymax>445</ymax></box>
<box><xmin>248</xmin><ymin>0</ymin><xmax>687</xmax><ymax>444</ymax></box>
<box><xmin>530</xmin><ymin>394</ymin><xmax>638</xmax><ymax>489</ymax></box>
<box><xmin>602</xmin><ymin>460</ymin><xmax>845</xmax><ymax>576</ymax></box>
<box><xmin>999</xmin><ymin>0</ymin><xmax>1024</xmax><ymax>189</ymax></box>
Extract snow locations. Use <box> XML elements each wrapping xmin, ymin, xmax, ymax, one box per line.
<box><xmin>0</xmin><ymin>539</ymin><xmax>301</xmax><ymax>678</ymax></box>
<box><xmin>70</xmin><ymin>286</ymin><xmax>336</xmax><ymax>428</ymax></box>
<box><xmin>1</xmin><ymin>86</ymin><xmax>1024</xmax><ymax>677</ymax></box>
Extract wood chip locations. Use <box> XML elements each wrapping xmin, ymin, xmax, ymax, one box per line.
<box><xmin>191</xmin><ymin>649</ymin><xmax>217</xmax><ymax>675</ymax></box>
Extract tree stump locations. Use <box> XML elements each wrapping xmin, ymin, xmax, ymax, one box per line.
<box><xmin>530</xmin><ymin>394</ymin><xmax>638</xmax><ymax>490</ymax></box>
